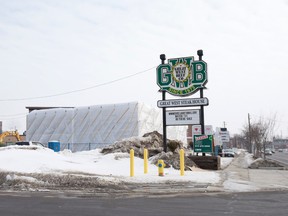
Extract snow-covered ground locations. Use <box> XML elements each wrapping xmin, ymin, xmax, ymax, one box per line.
<box><xmin>0</xmin><ymin>145</ymin><xmax>231</xmax><ymax>183</ymax></box>
<box><xmin>1</xmin><ymin>145</ymin><xmax>271</xmax><ymax>194</ymax></box>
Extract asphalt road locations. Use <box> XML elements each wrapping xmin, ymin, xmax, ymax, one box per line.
<box><xmin>268</xmin><ymin>151</ymin><xmax>288</xmax><ymax>166</ymax></box>
<box><xmin>0</xmin><ymin>191</ymin><xmax>288</xmax><ymax>216</ymax></box>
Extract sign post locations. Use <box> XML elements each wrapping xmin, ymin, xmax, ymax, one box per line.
<box><xmin>156</xmin><ymin>50</ymin><xmax>208</xmax><ymax>155</ymax></box>
<box><xmin>160</xmin><ymin>54</ymin><xmax>167</xmax><ymax>152</ymax></box>
<box><xmin>197</xmin><ymin>50</ymin><xmax>206</xmax><ymax>156</ymax></box>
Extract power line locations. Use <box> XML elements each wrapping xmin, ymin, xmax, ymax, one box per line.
<box><xmin>0</xmin><ymin>113</ymin><xmax>27</xmax><ymax>118</ymax></box>
<box><xmin>0</xmin><ymin>115</ymin><xmax>27</xmax><ymax>121</ymax></box>
<box><xmin>0</xmin><ymin>66</ymin><xmax>157</xmax><ymax>102</ymax></box>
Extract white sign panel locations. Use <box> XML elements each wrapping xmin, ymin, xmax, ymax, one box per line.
<box><xmin>157</xmin><ymin>98</ymin><xmax>209</xmax><ymax>108</ymax></box>
<box><xmin>166</xmin><ymin>109</ymin><xmax>200</xmax><ymax>126</ymax></box>
<box><xmin>220</xmin><ymin>135</ymin><xmax>230</xmax><ymax>142</ymax></box>
<box><xmin>220</xmin><ymin>134</ymin><xmax>230</xmax><ymax>142</ymax></box>
<box><xmin>204</xmin><ymin>125</ymin><xmax>214</xmax><ymax>135</ymax></box>
<box><xmin>192</xmin><ymin>125</ymin><xmax>202</xmax><ymax>136</ymax></box>
<box><xmin>192</xmin><ymin>125</ymin><xmax>214</xmax><ymax>137</ymax></box>
<box><xmin>219</xmin><ymin>131</ymin><xmax>230</xmax><ymax>142</ymax></box>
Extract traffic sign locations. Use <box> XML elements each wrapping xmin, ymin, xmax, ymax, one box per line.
<box><xmin>157</xmin><ymin>98</ymin><xmax>209</xmax><ymax>108</ymax></box>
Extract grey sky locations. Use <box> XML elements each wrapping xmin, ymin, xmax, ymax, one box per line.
<box><xmin>1</xmin><ymin>0</ymin><xmax>288</xmax><ymax>137</ymax></box>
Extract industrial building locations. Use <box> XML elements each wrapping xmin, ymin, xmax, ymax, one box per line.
<box><xmin>26</xmin><ymin>102</ymin><xmax>187</xmax><ymax>152</ymax></box>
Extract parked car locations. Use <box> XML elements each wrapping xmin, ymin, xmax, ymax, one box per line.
<box><xmin>218</xmin><ymin>149</ymin><xmax>235</xmax><ymax>157</ymax></box>
<box><xmin>15</xmin><ymin>141</ymin><xmax>44</xmax><ymax>147</ymax></box>
<box><xmin>264</xmin><ymin>149</ymin><xmax>273</xmax><ymax>155</ymax></box>
<box><xmin>278</xmin><ymin>149</ymin><xmax>283</xmax><ymax>152</ymax></box>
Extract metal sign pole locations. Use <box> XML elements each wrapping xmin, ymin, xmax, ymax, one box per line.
<box><xmin>160</xmin><ymin>54</ymin><xmax>167</xmax><ymax>153</ymax></box>
<box><xmin>197</xmin><ymin>50</ymin><xmax>205</xmax><ymax>156</ymax></box>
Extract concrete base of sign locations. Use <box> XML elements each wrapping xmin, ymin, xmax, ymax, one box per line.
<box><xmin>188</xmin><ymin>156</ymin><xmax>220</xmax><ymax>170</ymax></box>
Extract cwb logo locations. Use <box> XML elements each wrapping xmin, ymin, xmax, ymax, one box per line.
<box><xmin>156</xmin><ymin>56</ymin><xmax>207</xmax><ymax>97</ymax></box>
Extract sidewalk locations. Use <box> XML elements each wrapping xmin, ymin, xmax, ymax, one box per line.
<box><xmin>116</xmin><ymin>152</ymin><xmax>288</xmax><ymax>197</ymax></box>
<box><xmin>219</xmin><ymin>152</ymin><xmax>288</xmax><ymax>192</ymax></box>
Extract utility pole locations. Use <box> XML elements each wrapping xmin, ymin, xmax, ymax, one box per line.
<box><xmin>248</xmin><ymin>113</ymin><xmax>252</xmax><ymax>153</ymax></box>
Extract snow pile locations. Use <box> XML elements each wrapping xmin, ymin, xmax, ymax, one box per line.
<box><xmin>0</xmin><ymin>145</ymin><xmax>220</xmax><ymax>190</ymax></box>
<box><xmin>3</xmin><ymin>145</ymin><xmax>270</xmax><ymax>194</ymax></box>
<box><xmin>101</xmin><ymin>131</ymin><xmax>176</xmax><ymax>157</ymax></box>
<box><xmin>241</xmin><ymin>152</ymin><xmax>254</xmax><ymax>168</ymax></box>
<box><xmin>220</xmin><ymin>157</ymin><xmax>234</xmax><ymax>169</ymax></box>
<box><xmin>249</xmin><ymin>157</ymin><xmax>284</xmax><ymax>169</ymax></box>
<box><xmin>101</xmin><ymin>131</ymin><xmax>198</xmax><ymax>170</ymax></box>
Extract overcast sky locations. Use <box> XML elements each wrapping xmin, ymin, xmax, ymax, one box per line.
<box><xmin>1</xmin><ymin>0</ymin><xmax>288</xmax><ymax>137</ymax></box>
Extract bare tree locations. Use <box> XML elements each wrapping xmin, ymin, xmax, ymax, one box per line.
<box><xmin>259</xmin><ymin>114</ymin><xmax>277</xmax><ymax>159</ymax></box>
<box><xmin>230</xmin><ymin>134</ymin><xmax>246</xmax><ymax>149</ymax></box>
<box><xmin>242</xmin><ymin>113</ymin><xmax>277</xmax><ymax>158</ymax></box>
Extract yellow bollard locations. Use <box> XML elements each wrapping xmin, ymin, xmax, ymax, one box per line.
<box><xmin>180</xmin><ymin>149</ymin><xmax>185</xmax><ymax>176</ymax></box>
<box><xmin>158</xmin><ymin>159</ymin><xmax>164</xmax><ymax>176</ymax></box>
<box><xmin>130</xmin><ymin>149</ymin><xmax>134</xmax><ymax>177</ymax></box>
<box><xmin>144</xmin><ymin>148</ymin><xmax>148</xmax><ymax>174</ymax></box>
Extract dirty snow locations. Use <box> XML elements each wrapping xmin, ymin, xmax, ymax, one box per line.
<box><xmin>0</xmin><ymin>145</ymin><xmax>227</xmax><ymax>184</ymax></box>
<box><xmin>0</xmin><ymin>145</ymin><xmax>266</xmax><ymax>194</ymax></box>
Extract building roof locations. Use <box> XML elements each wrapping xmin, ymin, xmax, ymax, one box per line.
<box><xmin>26</xmin><ymin>106</ymin><xmax>75</xmax><ymax>113</ymax></box>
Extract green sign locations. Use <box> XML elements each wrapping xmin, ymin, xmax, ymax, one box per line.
<box><xmin>157</xmin><ymin>56</ymin><xmax>207</xmax><ymax>97</ymax></box>
<box><xmin>193</xmin><ymin>135</ymin><xmax>213</xmax><ymax>153</ymax></box>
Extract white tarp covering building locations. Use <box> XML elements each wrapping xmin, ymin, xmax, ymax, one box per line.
<box><xmin>26</xmin><ymin>102</ymin><xmax>187</xmax><ymax>151</ymax></box>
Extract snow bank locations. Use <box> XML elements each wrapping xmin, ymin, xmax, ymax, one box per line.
<box><xmin>0</xmin><ymin>145</ymin><xmax>220</xmax><ymax>184</ymax></box>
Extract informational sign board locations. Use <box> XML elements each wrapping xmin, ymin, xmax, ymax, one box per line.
<box><xmin>193</xmin><ymin>135</ymin><xmax>213</xmax><ymax>153</ymax></box>
<box><xmin>157</xmin><ymin>98</ymin><xmax>209</xmax><ymax>108</ymax></box>
<box><xmin>192</xmin><ymin>125</ymin><xmax>202</xmax><ymax>136</ymax></box>
<box><xmin>204</xmin><ymin>125</ymin><xmax>213</xmax><ymax>135</ymax></box>
<box><xmin>166</xmin><ymin>109</ymin><xmax>200</xmax><ymax>126</ymax></box>
<box><xmin>192</xmin><ymin>125</ymin><xmax>214</xmax><ymax>137</ymax></box>
<box><xmin>218</xmin><ymin>128</ymin><xmax>230</xmax><ymax>142</ymax></box>
<box><xmin>219</xmin><ymin>132</ymin><xmax>230</xmax><ymax>142</ymax></box>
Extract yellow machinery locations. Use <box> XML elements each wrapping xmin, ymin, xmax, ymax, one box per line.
<box><xmin>0</xmin><ymin>131</ymin><xmax>21</xmax><ymax>143</ymax></box>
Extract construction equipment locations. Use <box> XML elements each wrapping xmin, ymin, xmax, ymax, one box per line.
<box><xmin>0</xmin><ymin>131</ymin><xmax>21</xmax><ymax>143</ymax></box>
